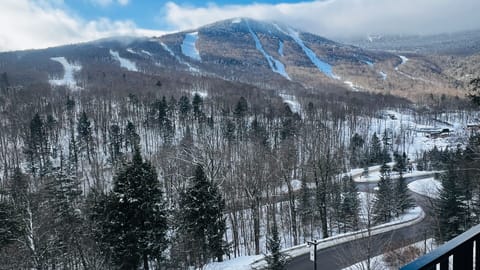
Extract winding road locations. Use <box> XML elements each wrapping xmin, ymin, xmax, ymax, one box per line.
<box><xmin>286</xmin><ymin>174</ymin><xmax>436</xmax><ymax>270</ymax></box>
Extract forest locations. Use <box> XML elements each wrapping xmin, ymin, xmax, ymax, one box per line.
<box><xmin>0</xmin><ymin>70</ymin><xmax>479</xmax><ymax>269</ymax></box>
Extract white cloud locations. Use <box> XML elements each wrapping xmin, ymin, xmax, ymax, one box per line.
<box><xmin>162</xmin><ymin>0</ymin><xmax>480</xmax><ymax>38</ymax></box>
<box><xmin>0</xmin><ymin>0</ymin><xmax>163</xmax><ymax>52</ymax></box>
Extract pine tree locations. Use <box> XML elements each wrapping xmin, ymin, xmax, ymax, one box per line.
<box><xmin>265</xmin><ymin>222</ymin><xmax>287</xmax><ymax>270</ymax></box>
<box><xmin>373</xmin><ymin>165</ymin><xmax>394</xmax><ymax>224</ymax></box>
<box><xmin>178</xmin><ymin>165</ymin><xmax>227</xmax><ymax>267</ymax></box>
<box><xmin>369</xmin><ymin>132</ymin><xmax>382</xmax><ymax>165</ymax></box>
<box><xmin>94</xmin><ymin>149</ymin><xmax>168</xmax><ymax>270</ymax></box>
<box><xmin>393</xmin><ymin>174</ymin><xmax>415</xmax><ymax>216</ymax></box>
<box><xmin>341</xmin><ymin>176</ymin><xmax>360</xmax><ymax>231</ymax></box>
<box><xmin>77</xmin><ymin>111</ymin><xmax>93</xmax><ymax>163</ymax></box>
<box><xmin>435</xmin><ymin>163</ymin><xmax>466</xmax><ymax>243</ymax></box>
<box><xmin>192</xmin><ymin>93</ymin><xmax>204</xmax><ymax>120</ymax></box>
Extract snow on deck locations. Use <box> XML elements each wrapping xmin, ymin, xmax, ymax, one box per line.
<box><xmin>286</xmin><ymin>27</ymin><xmax>338</xmax><ymax>79</ymax></box>
<box><xmin>109</xmin><ymin>50</ymin><xmax>138</xmax><ymax>71</ymax></box>
<box><xmin>279</xmin><ymin>94</ymin><xmax>301</xmax><ymax>113</ymax></box>
<box><xmin>49</xmin><ymin>57</ymin><xmax>82</xmax><ymax>90</ymax></box>
<box><xmin>246</xmin><ymin>21</ymin><xmax>290</xmax><ymax>80</ymax></box>
<box><xmin>408</xmin><ymin>177</ymin><xmax>442</xmax><ymax>198</ymax></box>
<box><xmin>181</xmin><ymin>32</ymin><xmax>201</xmax><ymax>61</ymax></box>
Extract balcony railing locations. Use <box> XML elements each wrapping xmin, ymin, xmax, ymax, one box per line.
<box><xmin>401</xmin><ymin>223</ymin><xmax>480</xmax><ymax>270</ymax></box>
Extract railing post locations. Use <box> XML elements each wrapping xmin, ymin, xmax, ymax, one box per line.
<box><xmin>476</xmin><ymin>238</ymin><xmax>480</xmax><ymax>270</ymax></box>
<box><xmin>453</xmin><ymin>241</ymin><xmax>473</xmax><ymax>269</ymax></box>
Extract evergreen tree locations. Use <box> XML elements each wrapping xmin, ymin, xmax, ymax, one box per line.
<box><xmin>192</xmin><ymin>93</ymin><xmax>204</xmax><ymax>120</ymax></box>
<box><xmin>373</xmin><ymin>165</ymin><xmax>393</xmax><ymax>224</ymax></box>
<box><xmin>435</xmin><ymin>163</ymin><xmax>466</xmax><ymax>243</ymax></box>
<box><xmin>265</xmin><ymin>222</ymin><xmax>287</xmax><ymax>270</ymax></box>
<box><xmin>178</xmin><ymin>165</ymin><xmax>227</xmax><ymax>267</ymax></box>
<box><xmin>125</xmin><ymin>121</ymin><xmax>140</xmax><ymax>153</ymax></box>
<box><xmin>393</xmin><ymin>174</ymin><xmax>415</xmax><ymax>216</ymax></box>
<box><xmin>77</xmin><ymin>111</ymin><xmax>93</xmax><ymax>163</ymax></box>
<box><xmin>341</xmin><ymin>176</ymin><xmax>360</xmax><ymax>231</ymax></box>
<box><xmin>94</xmin><ymin>149</ymin><xmax>168</xmax><ymax>270</ymax></box>
<box><xmin>369</xmin><ymin>133</ymin><xmax>382</xmax><ymax>165</ymax></box>
<box><xmin>178</xmin><ymin>95</ymin><xmax>191</xmax><ymax>121</ymax></box>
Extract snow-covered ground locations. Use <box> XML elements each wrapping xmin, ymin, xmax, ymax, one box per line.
<box><xmin>379</xmin><ymin>71</ymin><xmax>387</xmax><ymax>80</ymax></box>
<box><xmin>181</xmin><ymin>32</ymin><xmax>201</xmax><ymax>61</ymax></box>
<box><xmin>354</xmin><ymin>169</ymin><xmax>439</xmax><ymax>183</ymax></box>
<box><xmin>278</xmin><ymin>40</ymin><xmax>284</xmax><ymax>57</ymax></box>
<box><xmin>204</xmin><ymin>255</ymin><xmax>261</xmax><ymax>270</ymax></box>
<box><xmin>408</xmin><ymin>177</ymin><xmax>442</xmax><ymax>198</ymax></box>
<box><xmin>279</xmin><ymin>94</ymin><xmax>301</xmax><ymax>113</ymax></box>
<box><xmin>246</xmin><ymin>22</ymin><xmax>290</xmax><ymax>80</ymax></box>
<box><xmin>160</xmin><ymin>41</ymin><xmax>199</xmax><ymax>72</ymax></box>
<box><xmin>343</xmin><ymin>238</ymin><xmax>435</xmax><ymax>270</ymax></box>
<box><xmin>395</xmin><ymin>55</ymin><xmax>409</xmax><ymax>71</ymax></box>
<box><xmin>109</xmin><ymin>50</ymin><xmax>138</xmax><ymax>71</ymax></box>
<box><xmin>49</xmin><ymin>57</ymin><xmax>82</xmax><ymax>90</ymax></box>
<box><xmin>344</xmin><ymin>81</ymin><xmax>360</xmax><ymax>92</ymax></box>
<box><xmin>191</xmin><ymin>90</ymin><xmax>208</xmax><ymax>98</ymax></box>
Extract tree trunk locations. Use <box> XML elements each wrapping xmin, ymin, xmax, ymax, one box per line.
<box><xmin>143</xmin><ymin>253</ymin><xmax>149</xmax><ymax>270</ymax></box>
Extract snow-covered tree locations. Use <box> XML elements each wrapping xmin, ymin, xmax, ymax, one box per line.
<box><xmin>94</xmin><ymin>149</ymin><xmax>168</xmax><ymax>270</ymax></box>
<box><xmin>178</xmin><ymin>165</ymin><xmax>227</xmax><ymax>268</ymax></box>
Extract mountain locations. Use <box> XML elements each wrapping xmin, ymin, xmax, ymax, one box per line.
<box><xmin>0</xmin><ymin>18</ymin><xmax>475</xmax><ymax>100</ymax></box>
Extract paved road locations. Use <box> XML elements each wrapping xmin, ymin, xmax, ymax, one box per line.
<box><xmin>286</xmin><ymin>182</ymin><xmax>435</xmax><ymax>270</ymax></box>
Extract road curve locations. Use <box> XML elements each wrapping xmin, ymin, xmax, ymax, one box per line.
<box><xmin>286</xmin><ymin>178</ymin><xmax>435</xmax><ymax>270</ymax></box>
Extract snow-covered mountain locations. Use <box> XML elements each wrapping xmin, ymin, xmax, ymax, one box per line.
<box><xmin>0</xmin><ymin>18</ymin><xmax>473</xmax><ymax>100</ymax></box>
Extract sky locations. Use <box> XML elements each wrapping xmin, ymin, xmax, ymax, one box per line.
<box><xmin>0</xmin><ymin>0</ymin><xmax>479</xmax><ymax>52</ymax></box>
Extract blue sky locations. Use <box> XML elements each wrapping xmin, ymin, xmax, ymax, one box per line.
<box><xmin>65</xmin><ymin>0</ymin><xmax>307</xmax><ymax>30</ymax></box>
<box><xmin>1</xmin><ymin>0</ymin><xmax>479</xmax><ymax>52</ymax></box>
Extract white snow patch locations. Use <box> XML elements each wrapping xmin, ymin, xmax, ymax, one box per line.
<box><xmin>109</xmin><ymin>50</ymin><xmax>138</xmax><ymax>71</ymax></box>
<box><xmin>160</xmin><ymin>41</ymin><xmax>199</xmax><ymax>72</ymax></box>
<box><xmin>408</xmin><ymin>177</ymin><xmax>442</xmax><ymax>199</ymax></box>
<box><xmin>181</xmin><ymin>32</ymin><xmax>201</xmax><ymax>61</ymax></box>
<box><xmin>280</xmin><ymin>179</ymin><xmax>302</xmax><ymax>193</ymax></box>
<box><xmin>49</xmin><ymin>57</ymin><xmax>82</xmax><ymax>90</ymax></box>
<box><xmin>126</xmin><ymin>48</ymin><xmax>137</xmax><ymax>55</ymax></box>
<box><xmin>231</xmin><ymin>18</ymin><xmax>242</xmax><ymax>24</ymax></box>
<box><xmin>246</xmin><ymin>21</ymin><xmax>290</xmax><ymax>80</ymax></box>
<box><xmin>205</xmin><ymin>255</ymin><xmax>261</xmax><ymax>270</ymax></box>
<box><xmin>344</xmin><ymin>81</ymin><xmax>360</xmax><ymax>92</ymax></box>
<box><xmin>279</xmin><ymin>94</ymin><xmax>301</xmax><ymax>113</ymax></box>
<box><xmin>192</xmin><ymin>90</ymin><xmax>208</xmax><ymax>98</ymax></box>
<box><xmin>395</xmin><ymin>55</ymin><xmax>409</xmax><ymax>71</ymax></box>
<box><xmin>379</xmin><ymin>71</ymin><xmax>388</xmax><ymax>80</ymax></box>
<box><xmin>141</xmin><ymin>50</ymin><xmax>152</xmax><ymax>56</ymax></box>
<box><xmin>278</xmin><ymin>40</ymin><xmax>284</xmax><ymax>57</ymax></box>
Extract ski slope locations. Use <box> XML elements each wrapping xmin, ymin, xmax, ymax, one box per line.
<box><xmin>109</xmin><ymin>50</ymin><xmax>138</xmax><ymax>71</ymax></box>
<box><xmin>49</xmin><ymin>57</ymin><xmax>82</xmax><ymax>90</ymax></box>
<box><xmin>181</xmin><ymin>32</ymin><xmax>201</xmax><ymax>61</ymax></box>
<box><xmin>246</xmin><ymin>21</ymin><xmax>290</xmax><ymax>80</ymax></box>
<box><xmin>286</xmin><ymin>27</ymin><xmax>339</xmax><ymax>79</ymax></box>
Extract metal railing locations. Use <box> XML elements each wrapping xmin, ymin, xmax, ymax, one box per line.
<box><xmin>401</xmin><ymin>223</ymin><xmax>480</xmax><ymax>270</ymax></box>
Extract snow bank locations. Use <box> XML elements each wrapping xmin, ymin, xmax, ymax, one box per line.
<box><xmin>109</xmin><ymin>50</ymin><xmax>138</xmax><ymax>71</ymax></box>
<box><xmin>204</xmin><ymin>255</ymin><xmax>261</xmax><ymax>270</ymax></box>
<box><xmin>408</xmin><ymin>177</ymin><xmax>442</xmax><ymax>198</ymax></box>
<box><xmin>181</xmin><ymin>32</ymin><xmax>201</xmax><ymax>61</ymax></box>
<box><xmin>49</xmin><ymin>57</ymin><xmax>82</xmax><ymax>90</ymax></box>
<box><xmin>246</xmin><ymin>21</ymin><xmax>290</xmax><ymax>80</ymax></box>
